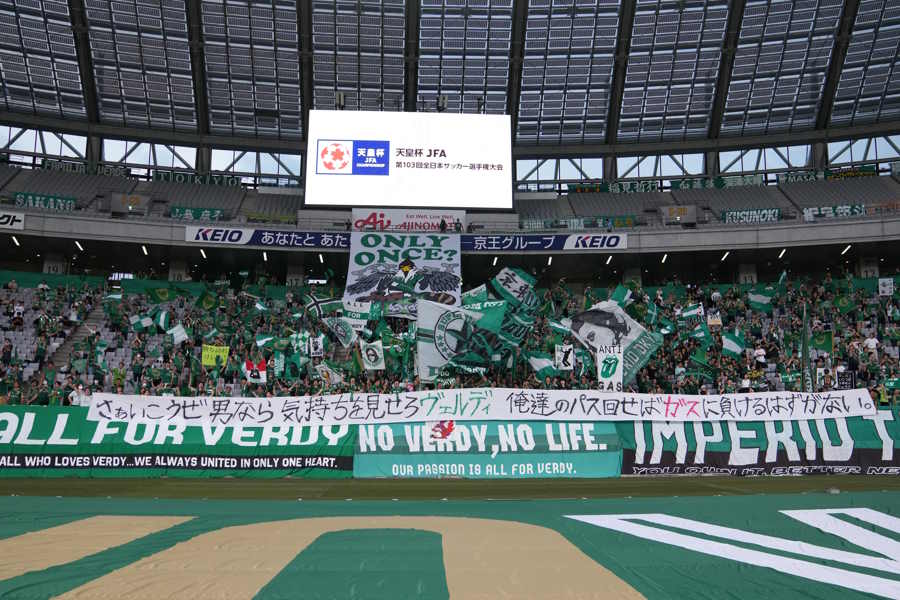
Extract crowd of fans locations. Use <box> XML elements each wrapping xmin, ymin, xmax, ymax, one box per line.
<box><xmin>1</xmin><ymin>268</ymin><xmax>898</xmax><ymax>407</ymax></box>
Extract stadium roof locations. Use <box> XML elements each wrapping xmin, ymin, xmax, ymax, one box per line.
<box><xmin>0</xmin><ymin>0</ymin><xmax>897</xmax><ymax>156</ymax></box>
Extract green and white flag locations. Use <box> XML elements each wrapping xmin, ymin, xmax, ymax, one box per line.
<box><xmin>129</xmin><ymin>314</ymin><xmax>154</xmax><ymax>333</ymax></box>
<box><xmin>722</xmin><ymin>330</ymin><xmax>746</xmax><ymax>358</ymax></box>
<box><xmin>304</xmin><ymin>294</ymin><xmax>343</xmax><ymax>319</ymax></box>
<box><xmin>273</xmin><ymin>351</ymin><xmax>286</xmax><ymax>378</ymax></box>
<box><xmin>491</xmin><ymin>267</ymin><xmax>538</xmax><ymax>311</ymax></box>
<box><xmin>154</xmin><ymin>310</ymin><xmax>171</xmax><ymax>332</ymax></box>
<box><xmin>203</xmin><ymin>327</ymin><xmax>218</xmax><ymax>341</ymax></box>
<box><xmin>645</xmin><ymin>300</ymin><xmax>659</xmax><ymax>325</ymax></box>
<box><xmin>341</xmin><ymin>299</ymin><xmax>375</xmax><ymax>331</ymax></box>
<box><xmin>679</xmin><ymin>303</ymin><xmax>704</xmax><ymax>323</ymax></box>
<box><xmin>462</xmin><ymin>300</ymin><xmax>507</xmax><ymax>334</ymax></box>
<box><xmin>360</xmin><ymin>340</ymin><xmax>385</xmax><ymax>370</ymax></box>
<box><xmin>610</xmin><ymin>284</ymin><xmax>633</xmax><ymax>307</ymax></box>
<box><xmin>289</xmin><ymin>331</ymin><xmax>310</xmax><ymax>355</ymax></box>
<box><xmin>526</xmin><ymin>351</ymin><xmax>558</xmax><ymax>379</ymax></box>
<box><xmin>102</xmin><ymin>293</ymin><xmax>122</xmax><ymax>302</ymax></box>
<box><xmin>94</xmin><ymin>340</ymin><xmax>109</xmax><ymax>366</ymax></box>
<box><xmin>324</xmin><ymin>316</ymin><xmax>358</xmax><ymax>349</ymax></box>
<box><xmin>748</xmin><ymin>289</ymin><xmax>775</xmax><ymax>313</ymax></box>
<box><xmin>461</xmin><ymin>284</ymin><xmax>488</xmax><ymax>305</ymax></box>
<box><xmin>416</xmin><ymin>299</ymin><xmax>479</xmax><ymax>382</ymax></box>
<box><xmin>255</xmin><ymin>334</ymin><xmax>275</xmax><ymax>348</ymax></box>
<box><xmin>658</xmin><ymin>317</ymin><xmax>675</xmax><ymax>335</ymax></box>
<box><xmin>167</xmin><ymin>324</ymin><xmax>189</xmax><ymax>346</ymax></box>
<box><xmin>570</xmin><ymin>301</ymin><xmax>663</xmax><ymax>384</ymax></box>
<box><xmin>690</xmin><ymin>322</ymin><xmax>713</xmax><ymax>347</ymax></box>
<box><xmin>253</xmin><ymin>300</ymin><xmax>268</xmax><ymax>312</ymax></box>
<box><xmin>778</xmin><ymin>270</ymin><xmax>788</xmax><ymax>286</ymax></box>
<box><xmin>549</xmin><ymin>318</ymin><xmax>572</xmax><ymax>336</ymax></box>
<box><xmin>284</xmin><ymin>353</ymin><xmax>309</xmax><ymax>380</ymax></box>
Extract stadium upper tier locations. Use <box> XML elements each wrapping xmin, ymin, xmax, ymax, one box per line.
<box><xmin>0</xmin><ymin>0</ymin><xmax>897</xmax><ymax>158</ymax></box>
<box><xmin>2</xmin><ymin>165</ymin><xmax>899</xmax><ymax>231</ymax></box>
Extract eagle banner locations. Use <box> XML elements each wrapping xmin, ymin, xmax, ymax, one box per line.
<box><xmin>344</xmin><ymin>232</ymin><xmax>462</xmax><ymax>319</ymax></box>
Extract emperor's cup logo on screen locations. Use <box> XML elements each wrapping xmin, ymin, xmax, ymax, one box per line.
<box><xmin>317</xmin><ymin>141</ymin><xmax>353</xmax><ymax>174</ymax></box>
<box><xmin>316</xmin><ymin>140</ymin><xmax>390</xmax><ymax>176</ymax></box>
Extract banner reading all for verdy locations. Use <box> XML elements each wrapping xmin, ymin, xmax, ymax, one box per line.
<box><xmin>344</xmin><ymin>232</ymin><xmax>461</xmax><ymax>319</ymax></box>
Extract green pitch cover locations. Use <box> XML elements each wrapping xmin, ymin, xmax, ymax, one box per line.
<box><xmin>0</xmin><ymin>491</ymin><xmax>896</xmax><ymax>598</ymax></box>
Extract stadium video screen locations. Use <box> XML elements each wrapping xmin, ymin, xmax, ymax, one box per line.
<box><xmin>305</xmin><ymin>110</ymin><xmax>513</xmax><ymax>209</ymax></box>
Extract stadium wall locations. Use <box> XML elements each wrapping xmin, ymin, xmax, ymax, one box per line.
<box><xmin>8</xmin><ymin>211</ymin><xmax>900</xmax><ymax>255</ymax></box>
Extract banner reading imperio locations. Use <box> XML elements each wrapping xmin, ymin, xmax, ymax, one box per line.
<box><xmin>618</xmin><ymin>408</ymin><xmax>900</xmax><ymax>476</ymax></box>
<box><xmin>343</xmin><ymin>232</ymin><xmax>461</xmax><ymax>318</ymax></box>
<box><xmin>0</xmin><ymin>406</ymin><xmax>355</xmax><ymax>478</ymax></box>
<box><xmin>354</xmin><ymin>421</ymin><xmax>621</xmax><ymax>479</ymax></box>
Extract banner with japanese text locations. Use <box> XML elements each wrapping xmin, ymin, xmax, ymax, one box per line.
<box><xmin>88</xmin><ymin>388</ymin><xmax>876</xmax><ymax>429</ymax></box>
<box><xmin>170</xmin><ymin>206</ymin><xmax>225</xmax><ymax>221</ymax></box>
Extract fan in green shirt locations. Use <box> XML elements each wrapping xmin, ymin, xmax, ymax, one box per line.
<box><xmin>6</xmin><ymin>382</ymin><xmax>22</xmax><ymax>405</ymax></box>
<box><xmin>49</xmin><ymin>385</ymin><xmax>65</xmax><ymax>406</ymax></box>
<box><xmin>31</xmin><ymin>384</ymin><xmax>50</xmax><ymax>406</ymax></box>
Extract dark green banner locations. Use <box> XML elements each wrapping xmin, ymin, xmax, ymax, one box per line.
<box><xmin>617</xmin><ymin>409</ymin><xmax>900</xmax><ymax>476</ymax></box>
<box><xmin>0</xmin><ymin>407</ymin><xmax>354</xmax><ymax>478</ymax></box>
<box><xmin>170</xmin><ymin>206</ymin><xmax>225</xmax><ymax>221</ymax></box>
<box><xmin>153</xmin><ymin>170</ymin><xmax>241</xmax><ymax>187</ymax></box>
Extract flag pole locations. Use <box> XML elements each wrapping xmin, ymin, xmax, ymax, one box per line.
<box><xmin>801</xmin><ymin>303</ymin><xmax>813</xmax><ymax>393</ymax></box>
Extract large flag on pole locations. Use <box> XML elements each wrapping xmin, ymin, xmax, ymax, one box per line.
<box><xmin>748</xmin><ymin>289</ymin><xmax>775</xmax><ymax>313</ymax></box>
<box><xmin>570</xmin><ymin>301</ymin><xmax>662</xmax><ymax>384</ymax></box>
<box><xmin>721</xmin><ymin>330</ymin><xmax>746</xmax><ymax>358</ymax></box>
<box><xmin>324</xmin><ymin>316</ymin><xmax>358</xmax><ymax>348</ymax></box>
<box><xmin>526</xmin><ymin>351</ymin><xmax>558</xmax><ymax>379</ymax></box>
<box><xmin>416</xmin><ymin>299</ymin><xmax>479</xmax><ymax>382</ymax></box>
<box><xmin>490</xmin><ymin>267</ymin><xmax>538</xmax><ymax>311</ymax></box>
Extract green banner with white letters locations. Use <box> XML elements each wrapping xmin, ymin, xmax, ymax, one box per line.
<box><xmin>353</xmin><ymin>421</ymin><xmax>621</xmax><ymax>478</ymax></box>
<box><xmin>0</xmin><ymin>407</ymin><xmax>354</xmax><ymax>478</ymax></box>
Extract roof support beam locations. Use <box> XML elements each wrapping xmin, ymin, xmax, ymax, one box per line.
<box><xmin>505</xmin><ymin>0</ymin><xmax>528</xmax><ymax>137</ymax></box>
<box><xmin>604</xmin><ymin>0</ymin><xmax>636</xmax><ymax>146</ymax></box>
<box><xmin>512</xmin><ymin>120</ymin><xmax>900</xmax><ymax>158</ymax></box>
<box><xmin>816</xmin><ymin>0</ymin><xmax>861</xmax><ymax>129</ymax></box>
<box><xmin>66</xmin><ymin>0</ymin><xmax>99</xmax><ymax>123</ymax></box>
<box><xmin>707</xmin><ymin>0</ymin><xmax>746</xmax><ymax>139</ymax></box>
<box><xmin>404</xmin><ymin>0</ymin><xmax>420</xmax><ymax>111</ymax></box>
<box><xmin>186</xmin><ymin>0</ymin><xmax>210</xmax><ymax>137</ymax></box>
<box><xmin>298</xmin><ymin>0</ymin><xmax>314</xmax><ymax>133</ymax></box>
<box><xmin>2</xmin><ymin>111</ymin><xmax>896</xmax><ymax>158</ymax></box>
